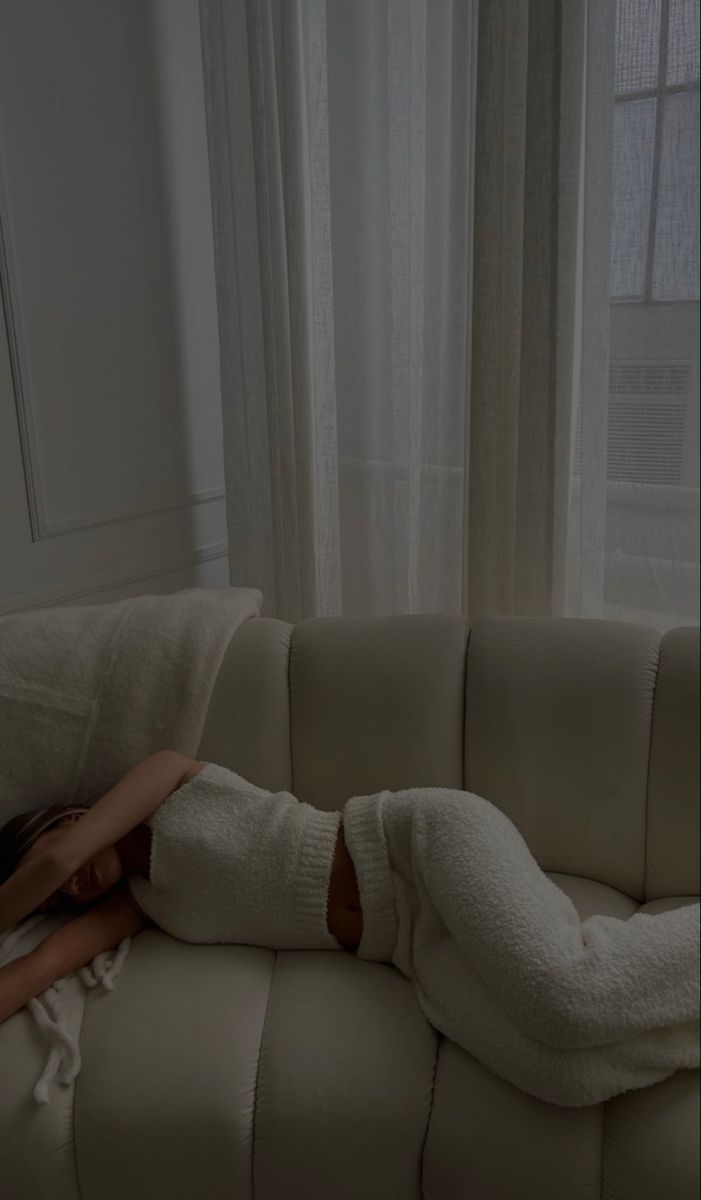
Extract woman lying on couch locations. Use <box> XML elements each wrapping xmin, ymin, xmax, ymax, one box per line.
<box><xmin>1</xmin><ymin>751</ymin><xmax>699</xmax><ymax>1108</ymax></box>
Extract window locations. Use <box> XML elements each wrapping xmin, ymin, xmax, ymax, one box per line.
<box><xmin>585</xmin><ymin>0</ymin><xmax>699</xmax><ymax>627</ymax></box>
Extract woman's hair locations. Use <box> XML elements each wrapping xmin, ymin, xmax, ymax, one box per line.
<box><xmin>0</xmin><ymin>804</ymin><xmax>85</xmax><ymax>889</ymax></box>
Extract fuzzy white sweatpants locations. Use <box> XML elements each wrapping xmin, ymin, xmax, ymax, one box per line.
<box><xmin>341</xmin><ymin>787</ymin><xmax>700</xmax><ymax>1107</ymax></box>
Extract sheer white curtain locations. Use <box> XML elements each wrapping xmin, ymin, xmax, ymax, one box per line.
<box><xmin>199</xmin><ymin>0</ymin><xmax>699</xmax><ymax>629</ymax></box>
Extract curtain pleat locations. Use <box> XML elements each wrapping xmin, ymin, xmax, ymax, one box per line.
<box><xmin>571</xmin><ymin>0</ymin><xmax>616</xmax><ymax>617</ymax></box>
<box><xmin>466</xmin><ymin>0</ymin><xmax>591</xmax><ymax>620</ymax></box>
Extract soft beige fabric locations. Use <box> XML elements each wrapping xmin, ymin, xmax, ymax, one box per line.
<box><xmin>0</xmin><ymin>586</ymin><xmax>263</xmax><ymax>1104</ymax></box>
<box><xmin>0</xmin><ymin>586</ymin><xmax>262</xmax><ymax>818</ymax></box>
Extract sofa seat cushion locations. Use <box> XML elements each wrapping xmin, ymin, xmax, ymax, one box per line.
<box><xmin>3</xmin><ymin>931</ymin><xmax>437</xmax><ymax>1200</ymax></box>
<box><xmin>2</xmin><ymin>871</ymin><xmax>697</xmax><ymax>1200</ymax></box>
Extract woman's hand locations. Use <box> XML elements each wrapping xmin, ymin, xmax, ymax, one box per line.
<box><xmin>1</xmin><ymin>885</ymin><xmax>149</xmax><ymax>1024</ymax></box>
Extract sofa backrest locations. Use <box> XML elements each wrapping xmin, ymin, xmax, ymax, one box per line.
<box><xmin>466</xmin><ymin>617</ymin><xmax>699</xmax><ymax>902</ymax></box>
<box><xmin>646</xmin><ymin>626</ymin><xmax>699</xmax><ymax>900</ymax></box>
<box><xmin>198</xmin><ymin>614</ymin><xmax>699</xmax><ymax>903</ymax></box>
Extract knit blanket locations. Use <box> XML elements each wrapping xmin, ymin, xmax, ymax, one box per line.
<box><xmin>0</xmin><ymin>586</ymin><xmax>262</xmax><ymax>812</ymax></box>
<box><xmin>0</xmin><ymin>586</ymin><xmax>262</xmax><ymax>1101</ymax></box>
<box><xmin>342</xmin><ymin>787</ymin><xmax>701</xmax><ymax>1107</ymax></box>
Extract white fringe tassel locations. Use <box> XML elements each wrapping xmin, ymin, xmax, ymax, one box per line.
<box><xmin>1</xmin><ymin>917</ymin><xmax>132</xmax><ymax>1105</ymax></box>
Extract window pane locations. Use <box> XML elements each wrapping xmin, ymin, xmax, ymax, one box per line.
<box><xmin>611</xmin><ymin>99</ymin><xmax>656</xmax><ymax>299</ymax></box>
<box><xmin>653</xmin><ymin>89</ymin><xmax>700</xmax><ymax>301</ymax></box>
<box><xmin>615</xmin><ymin>0</ymin><xmax>661</xmax><ymax>94</ymax></box>
<box><xmin>667</xmin><ymin>0</ymin><xmax>701</xmax><ymax>86</ymax></box>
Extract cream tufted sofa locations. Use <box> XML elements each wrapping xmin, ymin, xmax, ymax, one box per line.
<box><xmin>1</xmin><ymin>613</ymin><xmax>699</xmax><ymax>1199</ymax></box>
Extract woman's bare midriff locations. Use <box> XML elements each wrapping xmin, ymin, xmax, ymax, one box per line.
<box><xmin>326</xmin><ymin>822</ymin><xmax>363</xmax><ymax>951</ymax></box>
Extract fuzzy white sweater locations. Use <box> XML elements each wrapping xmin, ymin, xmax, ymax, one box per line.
<box><xmin>127</xmin><ymin>763</ymin><xmax>343</xmax><ymax>952</ymax></box>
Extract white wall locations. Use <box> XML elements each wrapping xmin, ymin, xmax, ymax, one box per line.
<box><xmin>0</xmin><ymin>0</ymin><xmax>227</xmax><ymax>612</ymax></box>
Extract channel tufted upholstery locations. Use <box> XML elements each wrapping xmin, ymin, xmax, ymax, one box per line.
<box><xmin>1</xmin><ymin>613</ymin><xmax>699</xmax><ymax>1199</ymax></box>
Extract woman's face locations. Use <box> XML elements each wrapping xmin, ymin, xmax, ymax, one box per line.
<box><xmin>20</xmin><ymin>812</ymin><xmax>123</xmax><ymax>912</ymax></box>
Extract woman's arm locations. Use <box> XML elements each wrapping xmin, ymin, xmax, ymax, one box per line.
<box><xmin>0</xmin><ymin>750</ymin><xmax>201</xmax><ymax>933</ymax></box>
<box><xmin>53</xmin><ymin>750</ymin><xmax>200</xmax><ymax>875</ymax></box>
<box><xmin>0</xmin><ymin>883</ymin><xmax>149</xmax><ymax>1024</ymax></box>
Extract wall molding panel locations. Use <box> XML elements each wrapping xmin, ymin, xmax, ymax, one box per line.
<box><xmin>1</xmin><ymin>155</ymin><xmax>226</xmax><ymax>543</ymax></box>
<box><xmin>0</xmin><ymin>154</ymin><xmax>45</xmax><ymax>543</ymax></box>
<box><xmin>40</xmin><ymin>486</ymin><xmax>227</xmax><ymax>538</ymax></box>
